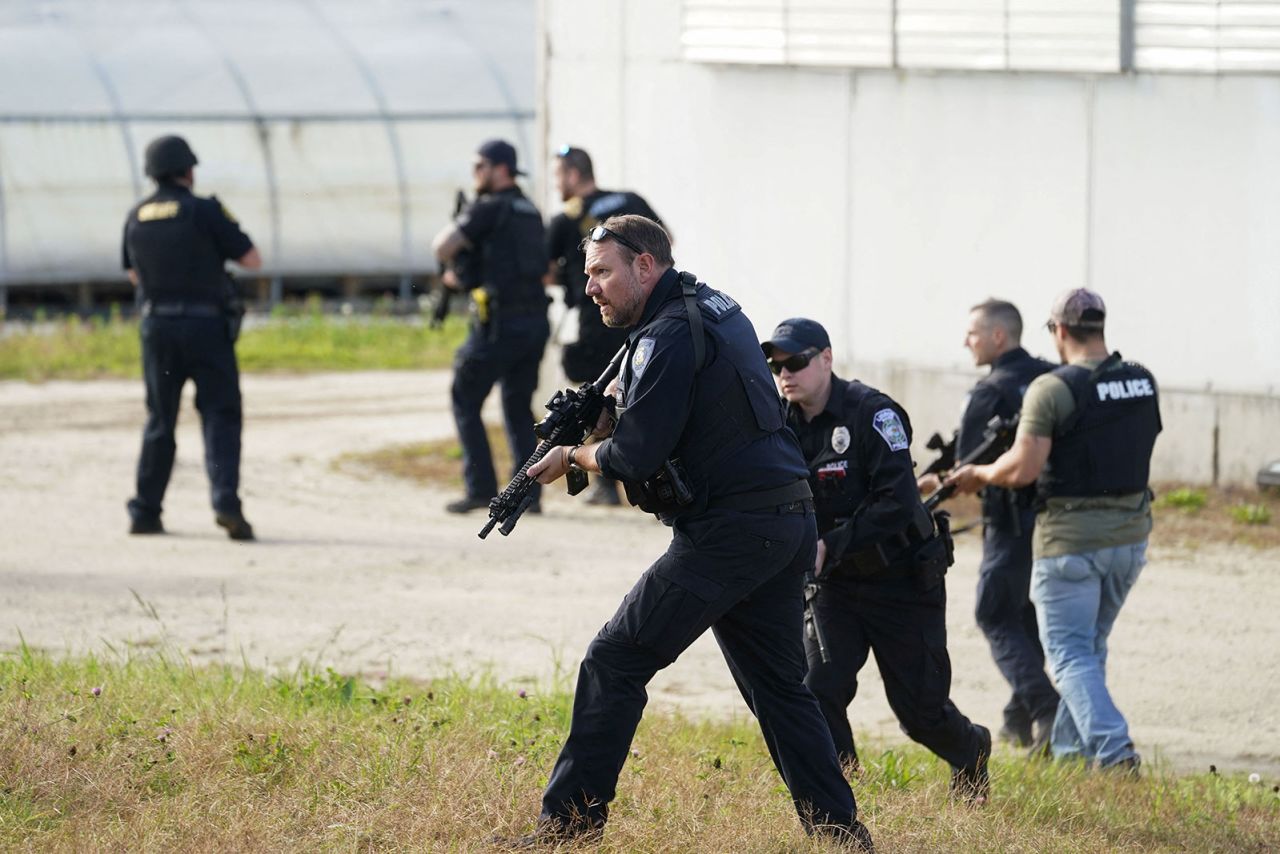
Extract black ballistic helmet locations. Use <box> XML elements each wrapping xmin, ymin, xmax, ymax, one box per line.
<box><xmin>144</xmin><ymin>135</ymin><xmax>198</xmax><ymax>179</ymax></box>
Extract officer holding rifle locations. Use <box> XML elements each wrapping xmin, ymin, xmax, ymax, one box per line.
<box><xmin>918</xmin><ymin>299</ymin><xmax>1059</xmax><ymax>754</ymax></box>
<box><xmin>503</xmin><ymin>216</ymin><xmax>872</xmax><ymax>849</ymax></box>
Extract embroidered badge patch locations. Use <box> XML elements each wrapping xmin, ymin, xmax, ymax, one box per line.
<box><xmin>831</xmin><ymin>425</ymin><xmax>851</xmax><ymax>454</ymax></box>
<box><xmin>872</xmin><ymin>408</ymin><xmax>909</xmax><ymax>452</ymax></box>
<box><xmin>631</xmin><ymin>338</ymin><xmax>656</xmax><ymax>381</ymax></box>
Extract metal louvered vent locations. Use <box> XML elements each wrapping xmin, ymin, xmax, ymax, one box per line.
<box><xmin>1135</xmin><ymin>1</ymin><xmax>1280</xmax><ymax>71</ymax></box>
<box><xmin>897</xmin><ymin>0</ymin><xmax>1120</xmax><ymax>71</ymax></box>
<box><xmin>681</xmin><ymin>1</ymin><xmax>893</xmax><ymax>67</ymax></box>
<box><xmin>682</xmin><ymin>1</ymin><xmax>1280</xmax><ymax>74</ymax></box>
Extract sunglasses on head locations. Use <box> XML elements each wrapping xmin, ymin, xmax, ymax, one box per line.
<box><xmin>768</xmin><ymin>347</ymin><xmax>820</xmax><ymax>375</ymax></box>
<box><xmin>587</xmin><ymin>224</ymin><xmax>644</xmax><ymax>257</ymax></box>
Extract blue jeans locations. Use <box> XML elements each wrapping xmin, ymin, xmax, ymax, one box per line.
<box><xmin>1030</xmin><ymin>540</ymin><xmax>1147</xmax><ymax>767</ymax></box>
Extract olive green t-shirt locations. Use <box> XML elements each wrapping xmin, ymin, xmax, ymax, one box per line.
<box><xmin>1018</xmin><ymin>357</ymin><xmax>1152</xmax><ymax>559</ymax></box>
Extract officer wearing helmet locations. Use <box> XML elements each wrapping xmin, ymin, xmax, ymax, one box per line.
<box><xmin>122</xmin><ymin>134</ymin><xmax>262</xmax><ymax>540</ymax></box>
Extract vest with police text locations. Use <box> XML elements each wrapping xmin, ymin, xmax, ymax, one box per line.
<box><xmin>1037</xmin><ymin>355</ymin><xmax>1162</xmax><ymax>501</ymax></box>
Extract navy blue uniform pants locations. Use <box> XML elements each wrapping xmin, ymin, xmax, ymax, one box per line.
<box><xmin>541</xmin><ymin>508</ymin><xmax>860</xmax><ymax>834</ymax></box>
<box><xmin>977</xmin><ymin>512</ymin><xmax>1059</xmax><ymax>732</ymax></box>
<box><xmin>805</xmin><ymin>571</ymin><xmax>985</xmax><ymax>772</ymax></box>
<box><xmin>450</xmin><ymin>314</ymin><xmax>549</xmax><ymax>500</ymax></box>
<box><xmin>128</xmin><ymin>315</ymin><xmax>242</xmax><ymax>521</ymax></box>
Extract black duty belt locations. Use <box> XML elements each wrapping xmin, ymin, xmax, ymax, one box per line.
<box><xmin>710</xmin><ymin>479</ymin><xmax>814</xmax><ymax>513</ymax></box>
<box><xmin>144</xmin><ymin>301</ymin><xmax>222</xmax><ymax>318</ymax></box>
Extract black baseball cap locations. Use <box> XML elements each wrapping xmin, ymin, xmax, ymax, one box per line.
<box><xmin>761</xmin><ymin>317</ymin><xmax>831</xmax><ymax>357</ymax></box>
<box><xmin>476</xmin><ymin>138</ymin><xmax>524</xmax><ymax>176</ymax></box>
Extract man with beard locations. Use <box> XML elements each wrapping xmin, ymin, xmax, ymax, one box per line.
<box><xmin>503</xmin><ymin>216</ymin><xmax>872</xmax><ymax>850</ymax></box>
<box><xmin>544</xmin><ymin>145</ymin><xmax>665</xmax><ymax>505</ymax></box>
<box><xmin>432</xmin><ymin>139</ymin><xmax>549</xmax><ymax>515</ymax></box>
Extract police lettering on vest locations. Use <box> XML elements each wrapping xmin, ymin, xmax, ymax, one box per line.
<box><xmin>1096</xmin><ymin>378</ymin><xmax>1155</xmax><ymax>401</ymax></box>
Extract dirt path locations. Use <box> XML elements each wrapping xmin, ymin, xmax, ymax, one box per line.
<box><xmin>1</xmin><ymin>371</ymin><xmax>1277</xmax><ymax>775</ymax></box>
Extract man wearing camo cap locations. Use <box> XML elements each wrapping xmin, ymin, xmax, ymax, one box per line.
<box><xmin>946</xmin><ymin>288</ymin><xmax>1161</xmax><ymax>774</ymax></box>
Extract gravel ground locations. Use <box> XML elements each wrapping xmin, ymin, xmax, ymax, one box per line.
<box><xmin>1</xmin><ymin>370</ymin><xmax>1277</xmax><ymax>776</ymax></box>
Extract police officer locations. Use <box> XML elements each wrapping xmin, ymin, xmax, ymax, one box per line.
<box><xmin>947</xmin><ymin>289</ymin><xmax>1160</xmax><ymax>772</ymax></box>
<box><xmin>764</xmin><ymin>318</ymin><xmax>991</xmax><ymax>802</ymax></box>
<box><xmin>544</xmin><ymin>146</ymin><xmax>665</xmax><ymax>506</ymax></box>
<box><xmin>431</xmin><ymin>139</ymin><xmax>549</xmax><ymax>514</ymax></box>
<box><xmin>123</xmin><ymin>134</ymin><xmax>261</xmax><ymax>540</ymax></box>
<box><xmin>514</xmin><ymin>217</ymin><xmax>871</xmax><ymax>848</ymax></box>
<box><xmin>918</xmin><ymin>299</ymin><xmax>1059</xmax><ymax>753</ymax></box>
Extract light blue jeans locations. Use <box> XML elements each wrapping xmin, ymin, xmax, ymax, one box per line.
<box><xmin>1030</xmin><ymin>540</ymin><xmax>1147</xmax><ymax>767</ymax></box>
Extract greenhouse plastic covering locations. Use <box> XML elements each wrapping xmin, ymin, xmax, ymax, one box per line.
<box><xmin>0</xmin><ymin>0</ymin><xmax>536</xmax><ymax>285</ymax></box>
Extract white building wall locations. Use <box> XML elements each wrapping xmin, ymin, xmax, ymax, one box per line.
<box><xmin>541</xmin><ymin>0</ymin><xmax>1280</xmax><ymax>485</ymax></box>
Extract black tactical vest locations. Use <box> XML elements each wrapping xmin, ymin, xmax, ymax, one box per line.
<box><xmin>972</xmin><ymin>350</ymin><xmax>1054</xmax><ymax>521</ymax></box>
<box><xmin>1037</xmin><ymin>354</ymin><xmax>1162</xmax><ymax>501</ymax></box>
<box><xmin>125</xmin><ymin>185</ymin><xmax>226</xmax><ymax>304</ymax></box>
<box><xmin>479</xmin><ymin>190</ymin><xmax>547</xmax><ymax>311</ymax></box>
<box><xmin>620</xmin><ymin>274</ymin><xmax>791</xmax><ymax>518</ymax></box>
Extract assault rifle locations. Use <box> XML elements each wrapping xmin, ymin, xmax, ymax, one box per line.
<box><xmin>923</xmin><ymin>414</ymin><xmax>1020</xmax><ymax>510</ymax></box>
<box><xmin>920</xmin><ymin>430</ymin><xmax>957</xmax><ymax>479</ymax></box>
<box><xmin>431</xmin><ymin>189</ymin><xmax>469</xmax><ymax>329</ymax></box>
<box><xmin>479</xmin><ymin>345</ymin><xmax>626</xmax><ymax>539</ymax></box>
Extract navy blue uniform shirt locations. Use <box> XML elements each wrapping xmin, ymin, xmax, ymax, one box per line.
<box><xmin>788</xmin><ymin>377</ymin><xmax>922</xmax><ymax>561</ymax></box>
<box><xmin>122</xmin><ymin>184</ymin><xmax>252</xmax><ymax>304</ymax></box>
<box><xmin>956</xmin><ymin>347</ymin><xmax>1054</xmax><ymax>459</ymax></box>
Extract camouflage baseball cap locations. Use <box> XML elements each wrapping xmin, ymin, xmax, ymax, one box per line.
<box><xmin>1049</xmin><ymin>288</ymin><xmax>1106</xmax><ymax>329</ymax></box>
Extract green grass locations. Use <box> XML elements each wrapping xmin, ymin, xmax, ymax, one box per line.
<box><xmin>1229</xmin><ymin>503</ymin><xmax>1272</xmax><ymax>526</ymax></box>
<box><xmin>1154</xmin><ymin>487</ymin><xmax>1207</xmax><ymax>512</ymax></box>
<box><xmin>0</xmin><ymin>307</ymin><xmax>467</xmax><ymax>381</ymax></box>
<box><xmin>1</xmin><ymin>647</ymin><xmax>1276</xmax><ymax>852</ymax></box>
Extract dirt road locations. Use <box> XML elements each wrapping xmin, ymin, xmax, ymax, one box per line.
<box><xmin>1</xmin><ymin>371</ymin><xmax>1276</xmax><ymax>775</ymax></box>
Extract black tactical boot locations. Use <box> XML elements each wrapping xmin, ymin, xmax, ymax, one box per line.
<box><xmin>129</xmin><ymin>515</ymin><xmax>165</xmax><ymax>535</ymax></box>
<box><xmin>215</xmin><ymin>512</ymin><xmax>255</xmax><ymax>541</ymax></box>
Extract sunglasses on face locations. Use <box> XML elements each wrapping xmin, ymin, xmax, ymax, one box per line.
<box><xmin>1045</xmin><ymin>320</ymin><xmax>1058</xmax><ymax>333</ymax></box>
<box><xmin>768</xmin><ymin>347</ymin><xmax>820</xmax><ymax>375</ymax></box>
<box><xmin>587</xmin><ymin>224</ymin><xmax>645</xmax><ymax>257</ymax></box>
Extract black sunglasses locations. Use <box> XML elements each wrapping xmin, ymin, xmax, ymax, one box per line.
<box><xmin>587</xmin><ymin>224</ymin><xmax>644</xmax><ymax>257</ymax></box>
<box><xmin>768</xmin><ymin>347</ymin><xmax>820</xmax><ymax>375</ymax></box>
<box><xmin>1044</xmin><ymin>320</ymin><xmax>1058</xmax><ymax>333</ymax></box>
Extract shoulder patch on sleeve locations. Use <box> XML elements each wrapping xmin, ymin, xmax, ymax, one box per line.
<box><xmin>872</xmin><ymin>407</ymin><xmax>910</xmax><ymax>452</ymax></box>
<box><xmin>631</xmin><ymin>337</ymin><xmax>656</xmax><ymax>381</ymax></box>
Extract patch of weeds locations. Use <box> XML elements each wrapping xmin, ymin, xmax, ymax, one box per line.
<box><xmin>1156</xmin><ymin>488</ymin><xmax>1207</xmax><ymax>512</ymax></box>
<box><xmin>1229</xmin><ymin>503</ymin><xmax>1271</xmax><ymax>525</ymax></box>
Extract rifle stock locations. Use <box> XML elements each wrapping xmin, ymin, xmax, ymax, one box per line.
<box><xmin>479</xmin><ymin>345</ymin><xmax>627</xmax><ymax>539</ymax></box>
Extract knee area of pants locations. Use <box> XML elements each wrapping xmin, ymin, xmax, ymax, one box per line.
<box><xmin>802</xmin><ymin>668</ymin><xmax>846</xmax><ymax>698</ymax></box>
<box><xmin>583</xmin><ymin>634</ymin><xmax>665</xmax><ymax>673</ymax></box>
